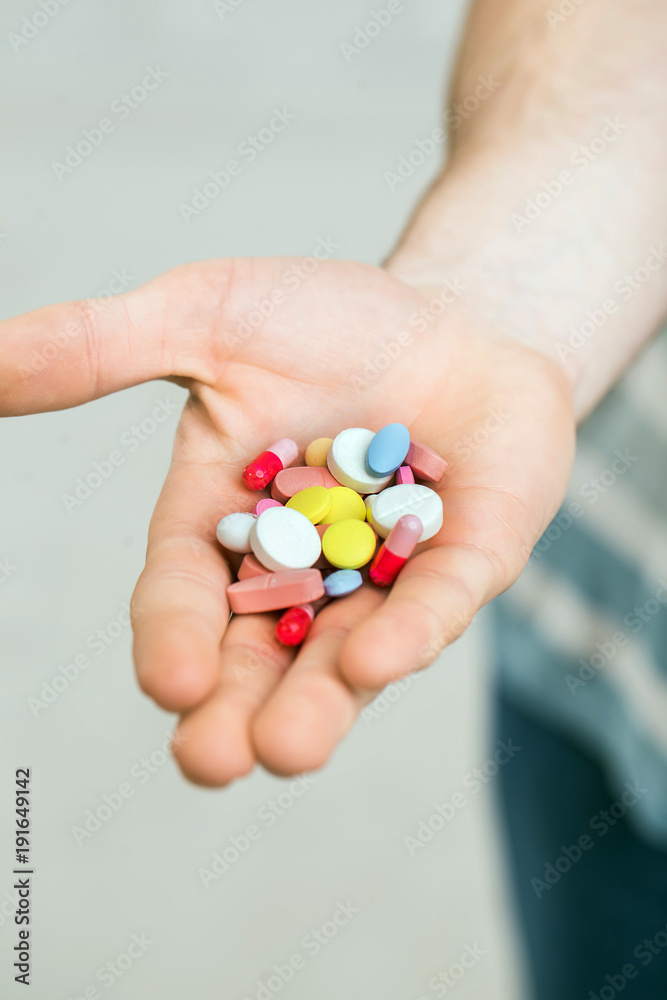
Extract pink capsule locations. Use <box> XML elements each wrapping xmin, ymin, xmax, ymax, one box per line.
<box><xmin>369</xmin><ymin>514</ymin><xmax>422</xmax><ymax>587</ymax></box>
<box><xmin>275</xmin><ymin>604</ymin><xmax>315</xmax><ymax>646</ymax></box>
<box><xmin>242</xmin><ymin>438</ymin><xmax>298</xmax><ymax>491</ymax></box>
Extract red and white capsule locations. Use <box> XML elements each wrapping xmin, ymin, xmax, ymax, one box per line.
<box><xmin>275</xmin><ymin>603</ymin><xmax>315</xmax><ymax>646</ymax></box>
<box><xmin>242</xmin><ymin>439</ymin><xmax>298</xmax><ymax>491</ymax></box>
<box><xmin>369</xmin><ymin>514</ymin><xmax>422</xmax><ymax>587</ymax></box>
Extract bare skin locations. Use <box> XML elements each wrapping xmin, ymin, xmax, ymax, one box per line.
<box><xmin>1</xmin><ymin>0</ymin><xmax>665</xmax><ymax>785</ymax></box>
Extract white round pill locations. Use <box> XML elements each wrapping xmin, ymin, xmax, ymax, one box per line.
<box><xmin>216</xmin><ymin>512</ymin><xmax>256</xmax><ymax>553</ymax></box>
<box><xmin>327</xmin><ymin>428</ymin><xmax>393</xmax><ymax>494</ymax></box>
<box><xmin>250</xmin><ymin>505</ymin><xmax>322</xmax><ymax>572</ymax></box>
<box><xmin>371</xmin><ymin>484</ymin><xmax>443</xmax><ymax>541</ymax></box>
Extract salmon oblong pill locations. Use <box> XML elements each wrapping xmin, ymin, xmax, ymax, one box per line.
<box><xmin>271</xmin><ymin>466</ymin><xmax>339</xmax><ymax>502</ymax></box>
<box><xmin>227</xmin><ymin>570</ymin><xmax>324</xmax><ymax>614</ymax></box>
<box><xmin>237</xmin><ymin>553</ymin><xmax>271</xmax><ymax>580</ymax></box>
<box><xmin>366</xmin><ymin>423</ymin><xmax>410</xmax><ymax>477</ymax></box>
<box><xmin>371</xmin><ymin>484</ymin><xmax>443</xmax><ymax>541</ymax></box>
<box><xmin>406</xmin><ymin>440</ymin><xmax>447</xmax><ymax>483</ymax></box>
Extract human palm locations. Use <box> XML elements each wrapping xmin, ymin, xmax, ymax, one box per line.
<box><xmin>1</xmin><ymin>257</ymin><xmax>575</xmax><ymax>784</ymax></box>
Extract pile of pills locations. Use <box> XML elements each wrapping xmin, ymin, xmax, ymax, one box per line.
<box><xmin>216</xmin><ymin>425</ymin><xmax>447</xmax><ymax>646</ymax></box>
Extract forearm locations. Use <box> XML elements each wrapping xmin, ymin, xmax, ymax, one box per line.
<box><xmin>388</xmin><ymin>0</ymin><xmax>667</xmax><ymax>420</ymax></box>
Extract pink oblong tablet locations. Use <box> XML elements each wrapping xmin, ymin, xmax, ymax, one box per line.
<box><xmin>406</xmin><ymin>441</ymin><xmax>447</xmax><ymax>482</ymax></box>
<box><xmin>271</xmin><ymin>466</ymin><xmax>339</xmax><ymax>502</ymax></box>
<box><xmin>227</xmin><ymin>569</ymin><xmax>324</xmax><ymax>614</ymax></box>
<box><xmin>252</xmin><ymin>497</ymin><xmax>283</xmax><ymax>516</ymax></box>
<box><xmin>396</xmin><ymin>465</ymin><xmax>415</xmax><ymax>485</ymax></box>
<box><xmin>237</xmin><ymin>553</ymin><xmax>271</xmax><ymax>580</ymax></box>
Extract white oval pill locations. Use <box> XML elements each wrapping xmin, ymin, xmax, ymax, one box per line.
<box><xmin>327</xmin><ymin>428</ymin><xmax>393</xmax><ymax>494</ymax></box>
<box><xmin>371</xmin><ymin>484</ymin><xmax>443</xmax><ymax>541</ymax></box>
<box><xmin>216</xmin><ymin>511</ymin><xmax>256</xmax><ymax>553</ymax></box>
<box><xmin>249</xmin><ymin>505</ymin><xmax>322</xmax><ymax>572</ymax></box>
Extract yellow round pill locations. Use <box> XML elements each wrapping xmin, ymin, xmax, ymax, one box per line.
<box><xmin>322</xmin><ymin>519</ymin><xmax>377</xmax><ymax>569</ymax></box>
<box><xmin>286</xmin><ymin>486</ymin><xmax>332</xmax><ymax>524</ymax></box>
<box><xmin>320</xmin><ymin>486</ymin><xmax>366</xmax><ymax>524</ymax></box>
<box><xmin>304</xmin><ymin>437</ymin><xmax>334</xmax><ymax>467</ymax></box>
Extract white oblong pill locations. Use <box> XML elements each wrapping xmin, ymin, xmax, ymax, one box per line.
<box><xmin>371</xmin><ymin>484</ymin><xmax>443</xmax><ymax>541</ymax></box>
<box><xmin>216</xmin><ymin>511</ymin><xmax>256</xmax><ymax>553</ymax></box>
<box><xmin>249</xmin><ymin>505</ymin><xmax>322</xmax><ymax>572</ymax></box>
<box><xmin>327</xmin><ymin>428</ymin><xmax>393</xmax><ymax>494</ymax></box>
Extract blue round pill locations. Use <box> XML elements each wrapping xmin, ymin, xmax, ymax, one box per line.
<box><xmin>366</xmin><ymin>423</ymin><xmax>410</xmax><ymax>477</ymax></box>
<box><xmin>324</xmin><ymin>569</ymin><xmax>363</xmax><ymax>597</ymax></box>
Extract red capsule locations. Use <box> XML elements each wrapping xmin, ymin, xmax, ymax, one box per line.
<box><xmin>275</xmin><ymin>604</ymin><xmax>315</xmax><ymax>646</ymax></box>
<box><xmin>369</xmin><ymin>514</ymin><xmax>422</xmax><ymax>587</ymax></box>
<box><xmin>242</xmin><ymin>439</ymin><xmax>298</xmax><ymax>491</ymax></box>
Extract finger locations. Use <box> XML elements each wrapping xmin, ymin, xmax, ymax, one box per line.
<box><xmin>340</xmin><ymin>541</ymin><xmax>499</xmax><ymax>691</ymax></box>
<box><xmin>0</xmin><ymin>263</ymin><xmax>219</xmax><ymax>415</ymax></box>
<box><xmin>132</xmin><ymin>442</ymin><xmax>245</xmax><ymax>712</ymax></box>
<box><xmin>173</xmin><ymin>613</ymin><xmax>295</xmax><ymax>787</ymax></box>
<box><xmin>251</xmin><ymin>586</ymin><xmax>385</xmax><ymax>776</ymax></box>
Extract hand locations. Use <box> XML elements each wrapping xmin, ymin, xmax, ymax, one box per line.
<box><xmin>1</xmin><ymin>256</ymin><xmax>575</xmax><ymax>784</ymax></box>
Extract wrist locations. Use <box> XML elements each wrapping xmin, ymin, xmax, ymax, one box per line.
<box><xmin>386</xmin><ymin>140</ymin><xmax>667</xmax><ymax>421</ymax></box>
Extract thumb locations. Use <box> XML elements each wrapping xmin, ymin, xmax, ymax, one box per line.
<box><xmin>0</xmin><ymin>263</ymin><xmax>219</xmax><ymax>416</ymax></box>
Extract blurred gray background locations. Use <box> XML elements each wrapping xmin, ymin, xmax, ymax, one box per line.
<box><xmin>0</xmin><ymin>1</ymin><xmax>523</xmax><ymax>997</ymax></box>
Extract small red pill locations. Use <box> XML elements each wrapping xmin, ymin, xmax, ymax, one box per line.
<box><xmin>242</xmin><ymin>439</ymin><xmax>298</xmax><ymax>491</ymax></box>
<box><xmin>275</xmin><ymin>604</ymin><xmax>315</xmax><ymax>646</ymax></box>
<box><xmin>369</xmin><ymin>514</ymin><xmax>422</xmax><ymax>587</ymax></box>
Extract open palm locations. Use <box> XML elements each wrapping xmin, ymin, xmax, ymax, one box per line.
<box><xmin>2</xmin><ymin>257</ymin><xmax>575</xmax><ymax>784</ymax></box>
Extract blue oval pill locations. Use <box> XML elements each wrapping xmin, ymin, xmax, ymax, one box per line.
<box><xmin>324</xmin><ymin>569</ymin><xmax>363</xmax><ymax>597</ymax></box>
<box><xmin>366</xmin><ymin>423</ymin><xmax>410</xmax><ymax>477</ymax></box>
